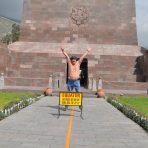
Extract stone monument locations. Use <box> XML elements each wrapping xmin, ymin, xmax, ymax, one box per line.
<box><xmin>20</xmin><ymin>0</ymin><xmax>137</xmax><ymax>45</ymax></box>
<box><xmin>1</xmin><ymin>0</ymin><xmax>147</xmax><ymax>91</ymax></box>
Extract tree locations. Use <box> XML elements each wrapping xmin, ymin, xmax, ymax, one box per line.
<box><xmin>1</xmin><ymin>23</ymin><xmax>20</xmax><ymax>44</ymax></box>
<box><xmin>11</xmin><ymin>24</ymin><xmax>20</xmax><ymax>42</ymax></box>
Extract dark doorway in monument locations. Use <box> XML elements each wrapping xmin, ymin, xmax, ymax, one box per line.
<box><xmin>80</xmin><ymin>58</ymin><xmax>88</xmax><ymax>87</ymax></box>
<box><xmin>66</xmin><ymin>58</ymin><xmax>88</xmax><ymax>88</ymax></box>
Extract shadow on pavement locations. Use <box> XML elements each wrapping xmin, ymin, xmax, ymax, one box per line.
<box><xmin>44</xmin><ymin>105</ymin><xmax>81</xmax><ymax>112</ymax></box>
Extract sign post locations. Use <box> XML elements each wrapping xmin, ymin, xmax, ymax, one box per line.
<box><xmin>58</xmin><ymin>92</ymin><xmax>83</xmax><ymax>119</ymax></box>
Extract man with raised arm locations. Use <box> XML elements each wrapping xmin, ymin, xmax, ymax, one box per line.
<box><xmin>60</xmin><ymin>47</ymin><xmax>91</xmax><ymax>93</ymax></box>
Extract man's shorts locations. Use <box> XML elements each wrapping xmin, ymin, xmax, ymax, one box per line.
<box><xmin>67</xmin><ymin>80</ymin><xmax>80</xmax><ymax>92</ymax></box>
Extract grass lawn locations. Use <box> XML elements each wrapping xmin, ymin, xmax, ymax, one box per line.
<box><xmin>115</xmin><ymin>96</ymin><xmax>148</xmax><ymax>118</ymax></box>
<box><xmin>0</xmin><ymin>91</ymin><xmax>35</xmax><ymax>110</ymax></box>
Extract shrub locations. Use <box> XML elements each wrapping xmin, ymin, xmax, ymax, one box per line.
<box><xmin>107</xmin><ymin>97</ymin><xmax>148</xmax><ymax>132</ymax></box>
<box><xmin>1</xmin><ymin>23</ymin><xmax>20</xmax><ymax>44</ymax></box>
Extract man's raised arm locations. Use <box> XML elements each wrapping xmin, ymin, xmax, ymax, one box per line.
<box><xmin>78</xmin><ymin>48</ymin><xmax>91</xmax><ymax>64</ymax></box>
<box><xmin>60</xmin><ymin>47</ymin><xmax>70</xmax><ymax>62</ymax></box>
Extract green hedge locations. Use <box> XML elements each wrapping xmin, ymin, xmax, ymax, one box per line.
<box><xmin>0</xmin><ymin>95</ymin><xmax>43</xmax><ymax>121</ymax></box>
<box><xmin>107</xmin><ymin>97</ymin><xmax>148</xmax><ymax>132</ymax></box>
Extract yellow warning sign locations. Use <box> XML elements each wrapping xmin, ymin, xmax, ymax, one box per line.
<box><xmin>59</xmin><ymin>92</ymin><xmax>83</xmax><ymax>106</ymax></box>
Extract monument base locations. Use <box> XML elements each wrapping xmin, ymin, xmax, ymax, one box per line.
<box><xmin>0</xmin><ymin>41</ymin><xmax>147</xmax><ymax>93</ymax></box>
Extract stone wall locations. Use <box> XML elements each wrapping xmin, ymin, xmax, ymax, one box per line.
<box><xmin>5</xmin><ymin>48</ymin><xmax>66</xmax><ymax>88</ymax></box>
<box><xmin>5</xmin><ymin>42</ymin><xmax>148</xmax><ymax>91</ymax></box>
<box><xmin>0</xmin><ymin>42</ymin><xmax>147</xmax><ymax>91</ymax></box>
<box><xmin>20</xmin><ymin>0</ymin><xmax>137</xmax><ymax>45</ymax></box>
<box><xmin>143</xmin><ymin>50</ymin><xmax>148</xmax><ymax>82</ymax></box>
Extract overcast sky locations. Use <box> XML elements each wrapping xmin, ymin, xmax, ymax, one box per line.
<box><xmin>136</xmin><ymin>0</ymin><xmax>148</xmax><ymax>48</ymax></box>
<box><xmin>0</xmin><ymin>0</ymin><xmax>148</xmax><ymax>48</ymax></box>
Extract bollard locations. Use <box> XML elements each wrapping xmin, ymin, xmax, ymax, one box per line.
<box><xmin>53</xmin><ymin>76</ymin><xmax>59</xmax><ymax>90</ymax></box>
<box><xmin>0</xmin><ymin>73</ymin><xmax>4</xmax><ymax>89</ymax></box>
<box><xmin>49</xmin><ymin>74</ymin><xmax>53</xmax><ymax>89</ymax></box>
<box><xmin>92</xmin><ymin>78</ymin><xmax>97</xmax><ymax>91</ymax></box>
<box><xmin>88</xmin><ymin>77</ymin><xmax>93</xmax><ymax>90</ymax></box>
<box><xmin>58</xmin><ymin>73</ymin><xmax>63</xmax><ymax>89</ymax></box>
<box><xmin>98</xmin><ymin>77</ymin><xmax>102</xmax><ymax>89</ymax></box>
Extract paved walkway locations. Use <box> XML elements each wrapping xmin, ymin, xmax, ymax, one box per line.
<box><xmin>0</xmin><ymin>96</ymin><xmax>148</xmax><ymax>148</ymax></box>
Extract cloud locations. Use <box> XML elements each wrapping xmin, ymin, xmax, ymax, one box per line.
<box><xmin>0</xmin><ymin>0</ymin><xmax>148</xmax><ymax>47</ymax></box>
<box><xmin>136</xmin><ymin>0</ymin><xmax>148</xmax><ymax>47</ymax></box>
<box><xmin>0</xmin><ymin>0</ymin><xmax>23</xmax><ymax>21</ymax></box>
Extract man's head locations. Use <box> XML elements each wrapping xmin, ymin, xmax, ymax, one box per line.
<box><xmin>70</xmin><ymin>56</ymin><xmax>77</xmax><ymax>65</ymax></box>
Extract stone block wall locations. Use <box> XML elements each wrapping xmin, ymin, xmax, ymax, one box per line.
<box><xmin>5</xmin><ymin>50</ymin><xmax>66</xmax><ymax>88</ymax></box>
<box><xmin>143</xmin><ymin>50</ymin><xmax>148</xmax><ymax>82</ymax></box>
<box><xmin>20</xmin><ymin>0</ymin><xmax>137</xmax><ymax>45</ymax></box>
<box><xmin>4</xmin><ymin>42</ymin><xmax>147</xmax><ymax>91</ymax></box>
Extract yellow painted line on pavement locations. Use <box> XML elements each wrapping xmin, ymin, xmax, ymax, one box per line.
<box><xmin>65</xmin><ymin>107</ymin><xmax>74</xmax><ymax>148</ymax></box>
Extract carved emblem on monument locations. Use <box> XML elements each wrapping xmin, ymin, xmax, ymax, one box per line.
<box><xmin>70</xmin><ymin>6</ymin><xmax>88</xmax><ymax>26</ymax></box>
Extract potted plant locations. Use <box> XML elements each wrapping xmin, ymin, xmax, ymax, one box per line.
<box><xmin>44</xmin><ymin>87</ymin><xmax>52</xmax><ymax>96</ymax></box>
<box><xmin>97</xmin><ymin>89</ymin><xmax>104</xmax><ymax>98</ymax></box>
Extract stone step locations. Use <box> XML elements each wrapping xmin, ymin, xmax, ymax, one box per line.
<box><xmin>98</xmin><ymin>58</ymin><xmax>137</xmax><ymax>65</ymax></box>
<box><xmin>98</xmin><ymin>55</ymin><xmax>138</xmax><ymax>66</ymax></box>
<box><xmin>5</xmin><ymin>69</ymin><xmax>65</xmax><ymax>79</ymax></box>
<box><xmin>95</xmin><ymin>72</ymin><xmax>139</xmax><ymax>82</ymax></box>
<box><xmin>97</xmin><ymin>61</ymin><xmax>137</xmax><ymax>67</ymax></box>
<box><xmin>95</xmin><ymin>65</ymin><xmax>136</xmax><ymax>72</ymax></box>
<box><xmin>102</xmin><ymin>81</ymin><xmax>148</xmax><ymax>90</ymax></box>
<box><xmin>4</xmin><ymin>76</ymin><xmax>66</xmax><ymax>89</ymax></box>
<box><xmin>4</xmin><ymin>77</ymin><xmax>49</xmax><ymax>87</ymax></box>
<box><xmin>100</xmin><ymin>55</ymin><xmax>138</xmax><ymax>60</ymax></box>
<box><xmin>6</xmin><ymin>69</ymin><xmax>139</xmax><ymax>81</ymax></box>
<box><xmin>7</xmin><ymin>57</ymin><xmax>64</xmax><ymax>65</ymax></box>
<box><xmin>2</xmin><ymin>84</ymin><xmax>148</xmax><ymax>95</ymax></box>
